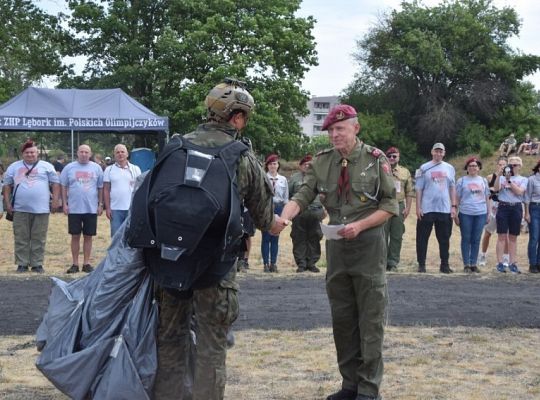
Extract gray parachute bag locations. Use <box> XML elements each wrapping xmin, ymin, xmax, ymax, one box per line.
<box><xmin>35</xmin><ymin>216</ymin><xmax>158</xmax><ymax>400</ymax></box>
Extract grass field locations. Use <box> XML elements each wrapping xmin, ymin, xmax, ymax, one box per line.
<box><xmin>1</xmin><ymin>151</ymin><xmax>540</xmax><ymax>399</ymax></box>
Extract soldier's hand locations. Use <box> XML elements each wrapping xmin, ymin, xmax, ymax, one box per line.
<box><xmin>338</xmin><ymin>222</ymin><xmax>362</xmax><ymax>240</ymax></box>
<box><xmin>269</xmin><ymin>215</ymin><xmax>289</xmax><ymax>236</ymax></box>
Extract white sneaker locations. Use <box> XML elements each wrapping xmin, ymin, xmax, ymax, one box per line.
<box><xmin>478</xmin><ymin>253</ymin><xmax>487</xmax><ymax>267</ymax></box>
<box><xmin>502</xmin><ymin>254</ymin><xmax>510</xmax><ymax>266</ymax></box>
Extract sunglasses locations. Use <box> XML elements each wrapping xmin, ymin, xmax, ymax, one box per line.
<box><xmin>387</xmin><ymin>154</ymin><xmax>399</xmax><ymax>159</ymax></box>
<box><xmin>511</xmin><ymin>164</ymin><xmax>521</xmax><ymax>167</ymax></box>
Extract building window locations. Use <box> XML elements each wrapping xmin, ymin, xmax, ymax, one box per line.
<box><xmin>313</xmin><ymin>125</ymin><xmax>322</xmax><ymax>131</ymax></box>
<box><xmin>314</xmin><ymin>102</ymin><xmax>330</xmax><ymax>109</ymax></box>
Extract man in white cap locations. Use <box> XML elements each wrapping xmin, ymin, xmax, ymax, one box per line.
<box><xmin>415</xmin><ymin>143</ymin><xmax>457</xmax><ymax>273</ymax></box>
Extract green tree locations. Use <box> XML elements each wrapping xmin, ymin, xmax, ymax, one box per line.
<box><xmin>345</xmin><ymin>0</ymin><xmax>540</xmax><ymax>154</ymax></box>
<box><xmin>60</xmin><ymin>0</ymin><xmax>318</xmax><ymax>158</ymax></box>
<box><xmin>0</xmin><ymin>0</ymin><xmax>67</xmax><ymax>102</ymax></box>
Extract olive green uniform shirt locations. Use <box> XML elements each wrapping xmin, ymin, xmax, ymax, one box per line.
<box><xmin>291</xmin><ymin>139</ymin><xmax>399</xmax><ymax>223</ymax></box>
<box><xmin>391</xmin><ymin>164</ymin><xmax>414</xmax><ymax>203</ymax></box>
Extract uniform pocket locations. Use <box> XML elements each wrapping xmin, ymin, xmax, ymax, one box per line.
<box><xmin>215</xmin><ymin>286</ymin><xmax>239</xmax><ymax>326</ymax></box>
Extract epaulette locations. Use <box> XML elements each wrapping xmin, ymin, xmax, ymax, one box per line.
<box><xmin>364</xmin><ymin>144</ymin><xmax>392</xmax><ymax>175</ymax></box>
<box><xmin>363</xmin><ymin>144</ymin><xmax>384</xmax><ymax>159</ymax></box>
<box><xmin>315</xmin><ymin>148</ymin><xmax>333</xmax><ymax>158</ymax></box>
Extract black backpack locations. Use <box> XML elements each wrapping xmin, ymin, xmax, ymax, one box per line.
<box><xmin>127</xmin><ymin>135</ymin><xmax>247</xmax><ymax>291</ymax></box>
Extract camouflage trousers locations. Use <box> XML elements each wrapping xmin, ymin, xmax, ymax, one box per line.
<box><xmin>153</xmin><ymin>269</ymin><xmax>239</xmax><ymax>400</ymax></box>
<box><xmin>325</xmin><ymin>225</ymin><xmax>387</xmax><ymax>398</ymax></box>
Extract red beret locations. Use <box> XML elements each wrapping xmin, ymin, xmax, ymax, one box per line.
<box><xmin>265</xmin><ymin>153</ymin><xmax>279</xmax><ymax>166</ymax></box>
<box><xmin>464</xmin><ymin>157</ymin><xmax>482</xmax><ymax>170</ymax></box>
<box><xmin>299</xmin><ymin>154</ymin><xmax>313</xmax><ymax>165</ymax></box>
<box><xmin>322</xmin><ymin>104</ymin><xmax>358</xmax><ymax>131</ymax></box>
<box><xmin>385</xmin><ymin>146</ymin><xmax>399</xmax><ymax>156</ymax></box>
<box><xmin>20</xmin><ymin>139</ymin><xmax>36</xmax><ymax>153</ymax></box>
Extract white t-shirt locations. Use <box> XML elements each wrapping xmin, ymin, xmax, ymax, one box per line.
<box><xmin>415</xmin><ymin>161</ymin><xmax>456</xmax><ymax>213</ymax></box>
<box><xmin>3</xmin><ymin>160</ymin><xmax>59</xmax><ymax>213</ymax></box>
<box><xmin>103</xmin><ymin>162</ymin><xmax>142</xmax><ymax>210</ymax></box>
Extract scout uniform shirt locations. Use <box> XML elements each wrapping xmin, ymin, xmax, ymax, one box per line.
<box><xmin>292</xmin><ymin>139</ymin><xmax>398</xmax><ymax>225</ymax></box>
<box><xmin>391</xmin><ymin>164</ymin><xmax>414</xmax><ymax>203</ymax></box>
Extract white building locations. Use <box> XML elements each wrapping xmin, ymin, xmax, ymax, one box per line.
<box><xmin>299</xmin><ymin>96</ymin><xmax>339</xmax><ymax>137</ymax></box>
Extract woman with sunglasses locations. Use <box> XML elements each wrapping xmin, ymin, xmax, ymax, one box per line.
<box><xmin>455</xmin><ymin>158</ymin><xmax>490</xmax><ymax>272</ymax></box>
<box><xmin>493</xmin><ymin>156</ymin><xmax>528</xmax><ymax>273</ymax></box>
<box><xmin>524</xmin><ymin>160</ymin><xmax>540</xmax><ymax>273</ymax></box>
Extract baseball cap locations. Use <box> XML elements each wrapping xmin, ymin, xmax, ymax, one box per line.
<box><xmin>432</xmin><ymin>143</ymin><xmax>445</xmax><ymax>151</ymax></box>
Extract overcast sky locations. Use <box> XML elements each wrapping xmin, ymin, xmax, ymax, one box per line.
<box><xmin>37</xmin><ymin>0</ymin><xmax>539</xmax><ymax>97</ymax></box>
<box><xmin>298</xmin><ymin>0</ymin><xmax>540</xmax><ymax>96</ymax></box>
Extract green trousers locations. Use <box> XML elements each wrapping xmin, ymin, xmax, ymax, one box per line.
<box><xmin>325</xmin><ymin>225</ymin><xmax>387</xmax><ymax>397</ymax></box>
<box><xmin>290</xmin><ymin>208</ymin><xmax>323</xmax><ymax>269</ymax></box>
<box><xmin>12</xmin><ymin>212</ymin><xmax>50</xmax><ymax>267</ymax></box>
<box><xmin>153</xmin><ymin>269</ymin><xmax>239</xmax><ymax>400</ymax></box>
<box><xmin>384</xmin><ymin>201</ymin><xmax>405</xmax><ymax>267</ymax></box>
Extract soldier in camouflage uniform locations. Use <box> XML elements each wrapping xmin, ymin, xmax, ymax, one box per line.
<box><xmin>276</xmin><ymin>105</ymin><xmax>398</xmax><ymax>400</ymax></box>
<box><xmin>383</xmin><ymin>147</ymin><xmax>414</xmax><ymax>271</ymax></box>
<box><xmin>288</xmin><ymin>154</ymin><xmax>325</xmax><ymax>272</ymax></box>
<box><xmin>153</xmin><ymin>79</ymin><xmax>285</xmax><ymax>400</ymax></box>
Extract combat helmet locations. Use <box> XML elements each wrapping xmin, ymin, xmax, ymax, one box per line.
<box><xmin>205</xmin><ymin>78</ymin><xmax>255</xmax><ymax>122</ymax></box>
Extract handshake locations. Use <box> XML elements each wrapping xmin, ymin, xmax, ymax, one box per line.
<box><xmin>270</xmin><ymin>215</ymin><xmax>290</xmax><ymax>236</ymax></box>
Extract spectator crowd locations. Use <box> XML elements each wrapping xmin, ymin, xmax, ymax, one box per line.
<box><xmin>2</xmin><ymin>132</ymin><xmax>540</xmax><ymax>276</ymax></box>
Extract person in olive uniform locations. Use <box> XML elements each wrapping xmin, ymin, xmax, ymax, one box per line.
<box><xmin>275</xmin><ymin>104</ymin><xmax>398</xmax><ymax>400</ymax></box>
<box><xmin>288</xmin><ymin>154</ymin><xmax>325</xmax><ymax>272</ymax></box>
<box><xmin>153</xmin><ymin>79</ymin><xmax>287</xmax><ymax>400</ymax></box>
<box><xmin>384</xmin><ymin>147</ymin><xmax>414</xmax><ymax>271</ymax></box>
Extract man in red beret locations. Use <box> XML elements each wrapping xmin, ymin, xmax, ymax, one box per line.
<box><xmin>2</xmin><ymin>139</ymin><xmax>60</xmax><ymax>273</ymax></box>
<box><xmin>275</xmin><ymin>104</ymin><xmax>398</xmax><ymax>400</ymax></box>
<box><xmin>288</xmin><ymin>154</ymin><xmax>325</xmax><ymax>273</ymax></box>
<box><xmin>384</xmin><ymin>147</ymin><xmax>414</xmax><ymax>271</ymax></box>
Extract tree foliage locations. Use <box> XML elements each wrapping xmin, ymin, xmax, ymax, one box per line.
<box><xmin>344</xmin><ymin>0</ymin><xmax>540</xmax><ymax>154</ymax></box>
<box><xmin>60</xmin><ymin>0</ymin><xmax>318</xmax><ymax>158</ymax></box>
<box><xmin>0</xmin><ymin>0</ymin><xmax>67</xmax><ymax>102</ymax></box>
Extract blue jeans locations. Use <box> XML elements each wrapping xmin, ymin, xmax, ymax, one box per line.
<box><xmin>261</xmin><ymin>203</ymin><xmax>283</xmax><ymax>265</ymax></box>
<box><xmin>527</xmin><ymin>204</ymin><xmax>540</xmax><ymax>266</ymax></box>
<box><xmin>459</xmin><ymin>212</ymin><xmax>486</xmax><ymax>266</ymax></box>
<box><xmin>110</xmin><ymin>209</ymin><xmax>129</xmax><ymax>237</ymax></box>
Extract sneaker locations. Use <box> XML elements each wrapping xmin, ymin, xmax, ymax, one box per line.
<box><xmin>477</xmin><ymin>253</ymin><xmax>487</xmax><ymax>266</ymax></box>
<box><xmin>263</xmin><ymin>264</ymin><xmax>271</xmax><ymax>273</ymax></box>
<box><xmin>66</xmin><ymin>264</ymin><xmax>80</xmax><ymax>274</ymax></box>
<box><xmin>16</xmin><ymin>265</ymin><xmax>28</xmax><ymax>273</ymax></box>
<box><xmin>496</xmin><ymin>263</ymin><xmax>506</xmax><ymax>273</ymax></box>
<box><xmin>529</xmin><ymin>265</ymin><xmax>540</xmax><ymax>273</ymax></box>
<box><xmin>502</xmin><ymin>254</ymin><xmax>510</xmax><ymax>265</ymax></box>
<box><xmin>470</xmin><ymin>266</ymin><xmax>480</xmax><ymax>273</ymax></box>
<box><xmin>418</xmin><ymin>265</ymin><xmax>426</xmax><ymax>273</ymax></box>
<box><xmin>82</xmin><ymin>264</ymin><xmax>94</xmax><ymax>273</ymax></box>
<box><xmin>386</xmin><ymin>265</ymin><xmax>397</xmax><ymax>272</ymax></box>
<box><xmin>464</xmin><ymin>266</ymin><xmax>472</xmax><ymax>273</ymax></box>
<box><xmin>307</xmin><ymin>265</ymin><xmax>320</xmax><ymax>273</ymax></box>
<box><xmin>326</xmin><ymin>388</ymin><xmax>357</xmax><ymax>400</ymax></box>
<box><xmin>509</xmin><ymin>263</ymin><xmax>521</xmax><ymax>274</ymax></box>
<box><xmin>242</xmin><ymin>259</ymin><xmax>250</xmax><ymax>270</ymax></box>
<box><xmin>270</xmin><ymin>264</ymin><xmax>278</xmax><ymax>273</ymax></box>
<box><xmin>31</xmin><ymin>265</ymin><xmax>44</xmax><ymax>273</ymax></box>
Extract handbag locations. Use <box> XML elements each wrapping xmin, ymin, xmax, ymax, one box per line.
<box><xmin>5</xmin><ymin>161</ymin><xmax>39</xmax><ymax>222</ymax></box>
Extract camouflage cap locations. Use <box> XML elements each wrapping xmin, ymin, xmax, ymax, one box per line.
<box><xmin>321</xmin><ymin>104</ymin><xmax>357</xmax><ymax>131</ymax></box>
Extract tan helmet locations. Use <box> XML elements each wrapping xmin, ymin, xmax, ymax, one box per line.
<box><xmin>205</xmin><ymin>78</ymin><xmax>255</xmax><ymax>122</ymax></box>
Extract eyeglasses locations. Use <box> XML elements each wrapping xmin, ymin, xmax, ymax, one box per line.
<box><xmin>387</xmin><ymin>154</ymin><xmax>399</xmax><ymax>159</ymax></box>
<box><xmin>467</xmin><ymin>164</ymin><xmax>478</xmax><ymax>168</ymax></box>
<box><xmin>511</xmin><ymin>164</ymin><xmax>520</xmax><ymax>167</ymax></box>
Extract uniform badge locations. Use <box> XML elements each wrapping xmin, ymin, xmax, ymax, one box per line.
<box><xmin>360</xmin><ymin>195</ymin><xmax>367</xmax><ymax>202</ymax></box>
<box><xmin>336</xmin><ymin>111</ymin><xmax>345</xmax><ymax>120</ymax></box>
<box><xmin>371</xmin><ymin>149</ymin><xmax>382</xmax><ymax>158</ymax></box>
<box><xmin>382</xmin><ymin>162</ymin><xmax>391</xmax><ymax>175</ymax></box>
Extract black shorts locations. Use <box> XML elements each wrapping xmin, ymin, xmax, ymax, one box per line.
<box><xmin>496</xmin><ymin>203</ymin><xmax>522</xmax><ymax>236</ymax></box>
<box><xmin>68</xmin><ymin>213</ymin><xmax>98</xmax><ymax>236</ymax></box>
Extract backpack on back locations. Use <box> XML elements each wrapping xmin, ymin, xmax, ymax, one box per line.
<box><xmin>127</xmin><ymin>136</ymin><xmax>247</xmax><ymax>291</ymax></box>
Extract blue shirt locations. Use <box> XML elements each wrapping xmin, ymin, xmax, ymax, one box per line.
<box><xmin>60</xmin><ymin>161</ymin><xmax>104</xmax><ymax>214</ymax></box>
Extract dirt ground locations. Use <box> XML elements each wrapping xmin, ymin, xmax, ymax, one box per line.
<box><xmin>2</xmin><ymin>272</ymin><xmax>540</xmax><ymax>337</ymax></box>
